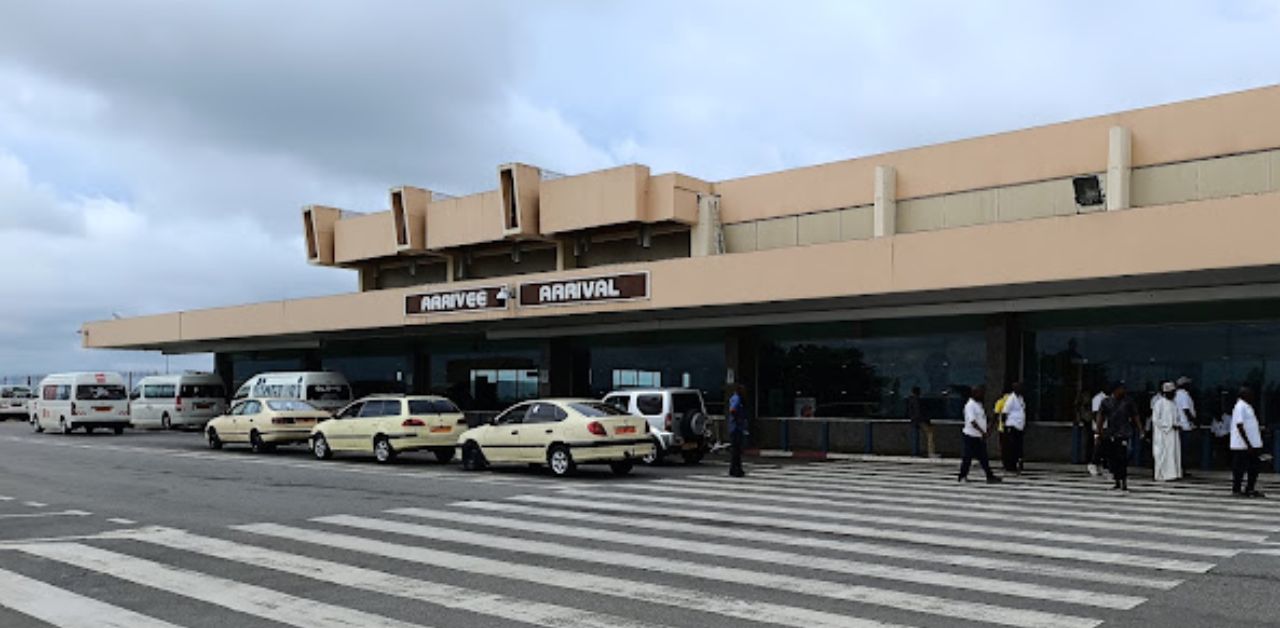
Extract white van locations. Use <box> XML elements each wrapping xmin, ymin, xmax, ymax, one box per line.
<box><xmin>0</xmin><ymin>385</ymin><xmax>33</xmax><ymax>420</ymax></box>
<box><xmin>130</xmin><ymin>373</ymin><xmax>227</xmax><ymax>430</ymax></box>
<box><xmin>233</xmin><ymin>371</ymin><xmax>352</xmax><ymax>413</ymax></box>
<box><xmin>33</xmin><ymin>372</ymin><xmax>131</xmax><ymax>435</ymax></box>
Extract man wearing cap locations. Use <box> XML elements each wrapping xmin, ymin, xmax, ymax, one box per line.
<box><xmin>1151</xmin><ymin>382</ymin><xmax>1183</xmax><ymax>481</ymax></box>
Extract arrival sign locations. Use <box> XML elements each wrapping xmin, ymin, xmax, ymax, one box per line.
<box><xmin>518</xmin><ymin>272</ymin><xmax>649</xmax><ymax>308</ymax></box>
<box><xmin>405</xmin><ymin>285</ymin><xmax>509</xmax><ymax>316</ymax></box>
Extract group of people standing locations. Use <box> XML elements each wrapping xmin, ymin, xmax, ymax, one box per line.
<box><xmin>953</xmin><ymin>378</ymin><xmax>1268</xmax><ymax>496</ymax></box>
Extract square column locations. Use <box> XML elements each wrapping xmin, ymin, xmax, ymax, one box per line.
<box><xmin>1106</xmin><ymin>126</ymin><xmax>1131</xmax><ymax>211</ymax></box>
<box><xmin>874</xmin><ymin>166</ymin><xmax>897</xmax><ymax>237</ymax></box>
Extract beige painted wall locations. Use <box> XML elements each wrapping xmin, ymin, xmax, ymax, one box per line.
<box><xmin>539</xmin><ymin>165</ymin><xmax>650</xmax><ymax>235</ymax></box>
<box><xmin>86</xmin><ymin>190</ymin><xmax>1280</xmax><ymax>349</ymax></box>
<box><xmin>334</xmin><ymin>211</ymin><xmax>397</xmax><ymax>264</ymax></box>
<box><xmin>426</xmin><ymin>190</ymin><xmax>504</xmax><ymax>250</ymax></box>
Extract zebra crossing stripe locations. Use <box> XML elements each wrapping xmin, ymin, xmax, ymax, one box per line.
<box><xmin>764</xmin><ymin>466</ymin><xmax>1280</xmax><ymax>515</ymax></box>
<box><xmin>236</xmin><ymin>521</ymin><xmax>918</xmax><ymax>628</ymax></box>
<box><xmin>544</xmin><ymin>491</ymin><xmax>1216</xmax><ymax>573</ymax></box>
<box><xmin>392</xmin><ymin>506</ymin><xmax>1145</xmax><ymax>611</ymax></box>
<box><xmin>119</xmin><ymin>526</ymin><xmax>665</xmax><ymax>628</ymax></box>
<box><xmin>653</xmin><ymin>478</ymin><xmax>1265</xmax><ymax>543</ymax></box>
<box><xmin>680</xmin><ymin>473</ymin><xmax>1274</xmax><ymax>531</ymax></box>
<box><xmin>14</xmin><ymin>542</ymin><xmax>428</xmax><ymax>628</ymax></box>
<box><xmin>617</xmin><ymin>483</ymin><xmax>1238</xmax><ymax>557</ymax></box>
<box><xmin>319</xmin><ymin>513</ymin><xmax>1102</xmax><ymax>628</ymax></box>
<box><xmin>458</xmin><ymin>499</ymin><xmax>1181</xmax><ymax>590</ymax></box>
<box><xmin>0</xmin><ymin>566</ymin><xmax>183</xmax><ymax>628</ymax></box>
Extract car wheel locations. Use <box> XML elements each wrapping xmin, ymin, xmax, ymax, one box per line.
<box><xmin>373</xmin><ymin>436</ymin><xmax>395</xmax><ymax>464</ymax></box>
<box><xmin>31</xmin><ymin>417</ymin><xmax>42</xmax><ymax>433</ymax></box>
<box><xmin>681</xmin><ymin>448</ymin><xmax>705</xmax><ymax>465</ymax></box>
<box><xmin>311</xmin><ymin>434</ymin><xmax>332</xmax><ymax>460</ymax></box>
<box><xmin>161</xmin><ymin>413</ymin><xmax>171</xmax><ymax>430</ymax></box>
<box><xmin>59</xmin><ymin>417</ymin><xmax>71</xmax><ymax>435</ymax></box>
<box><xmin>641</xmin><ymin>436</ymin><xmax>664</xmax><ymax>465</ymax></box>
<box><xmin>461</xmin><ymin>442</ymin><xmax>487</xmax><ymax>471</ymax></box>
<box><xmin>432</xmin><ymin>447</ymin><xmax>456</xmax><ymax>464</ymax></box>
<box><xmin>610</xmin><ymin>460</ymin><xmax>634</xmax><ymax>476</ymax></box>
<box><xmin>547</xmin><ymin>444</ymin><xmax>576</xmax><ymax>477</ymax></box>
<box><xmin>249</xmin><ymin>430</ymin><xmax>273</xmax><ymax>453</ymax></box>
<box><xmin>207</xmin><ymin>428</ymin><xmax>223</xmax><ymax>450</ymax></box>
<box><xmin>113</xmin><ymin>426</ymin><xmax>124</xmax><ymax>435</ymax></box>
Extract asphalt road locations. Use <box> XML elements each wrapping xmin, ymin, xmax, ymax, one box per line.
<box><xmin>0</xmin><ymin>419</ymin><xmax>1277</xmax><ymax>628</ymax></box>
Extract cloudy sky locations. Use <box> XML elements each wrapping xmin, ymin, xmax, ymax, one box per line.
<box><xmin>0</xmin><ymin>0</ymin><xmax>1277</xmax><ymax>379</ymax></box>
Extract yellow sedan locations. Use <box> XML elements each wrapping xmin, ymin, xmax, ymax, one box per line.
<box><xmin>205</xmin><ymin>398</ymin><xmax>330</xmax><ymax>452</ymax></box>
<box><xmin>310</xmin><ymin>395</ymin><xmax>467</xmax><ymax>464</ymax></box>
<box><xmin>457</xmin><ymin>399</ymin><xmax>653</xmax><ymax>476</ymax></box>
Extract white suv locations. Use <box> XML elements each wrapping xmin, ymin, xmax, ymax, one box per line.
<box><xmin>603</xmin><ymin>388</ymin><xmax>711</xmax><ymax>465</ymax></box>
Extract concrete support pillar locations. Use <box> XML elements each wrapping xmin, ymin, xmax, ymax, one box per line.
<box><xmin>1106</xmin><ymin>126</ymin><xmax>1131</xmax><ymax>211</ymax></box>
<box><xmin>874</xmin><ymin>165</ymin><xmax>897</xmax><ymax>237</ymax></box>
<box><xmin>555</xmin><ymin>239</ymin><xmax>578</xmax><ymax>271</ymax></box>
<box><xmin>724</xmin><ymin>329</ymin><xmax>759</xmax><ymax>418</ymax></box>
<box><xmin>411</xmin><ymin>347</ymin><xmax>430</xmax><ymax>395</ymax></box>
<box><xmin>213</xmin><ymin>353</ymin><xmax>234</xmax><ymax>393</ymax></box>
<box><xmin>984</xmin><ymin>313</ymin><xmax>1021</xmax><ymax>407</ymax></box>
<box><xmin>543</xmin><ymin>338</ymin><xmax>587</xmax><ymax>397</ymax></box>
<box><xmin>691</xmin><ymin>194</ymin><xmax>724</xmax><ymax>256</ymax></box>
<box><xmin>358</xmin><ymin>266</ymin><xmax>378</xmax><ymax>291</ymax></box>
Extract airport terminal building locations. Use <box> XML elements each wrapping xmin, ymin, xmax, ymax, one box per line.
<box><xmin>84</xmin><ymin>85</ymin><xmax>1280</xmax><ymax>459</ymax></box>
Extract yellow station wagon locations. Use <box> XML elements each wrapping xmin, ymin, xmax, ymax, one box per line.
<box><xmin>457</xmin><ymin>398</ymin><xmax>653</xmax><ymax>476</ymax></box>
<box><xmin>310</xmin><ymin>395</ymin><xmax>466</xmax><ymax>463</ymax></box>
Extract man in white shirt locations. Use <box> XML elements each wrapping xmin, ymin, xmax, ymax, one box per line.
<box><xmin>1087</xmin><ymin>388</ymin><xmax>1108</xmax><ymax>476</ymax></box>
<box><xmin>1230</xmin><ymin>387</ymin><xmax>1265</xmax><ymax>498</ymax></box>
<box><xmin>1173</xmin><ymin>377</ymin><xmax>1197</xmax><ymax>478</ymax></box>
<box><xmin>1151</xmin><ymin>382</ymin><xmax>1182</xmax><ymax>482</ymax></box>
<box><xmin>999</xmin><ymin>382</ymin><xmax>1027</xmax><ymax>474</ymax></box>
<box><xmin>958</xmin><ymin>385</ymin><xmax>1002</xmax><ymax>484</ymax></box>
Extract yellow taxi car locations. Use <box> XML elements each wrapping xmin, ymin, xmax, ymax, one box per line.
<box><xmin>310</xmin><ymin>395</ymin><xmax>466</xmax><ymax>464</ymax></box>
<box><xmin>457</xmin><ymin>398</ymin><xmax>653</xmax><ymax>476</ymax></box>
<box><xmin>205</xmin><ymin>398</ymin><xmax>330</xmax><ymax>452</ymax></box>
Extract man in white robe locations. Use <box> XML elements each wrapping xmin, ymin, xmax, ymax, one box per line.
<box><xmin>1151</xmin><ymin>381</ymin><xmax>1183</xmax><ymax>481</ymax></box>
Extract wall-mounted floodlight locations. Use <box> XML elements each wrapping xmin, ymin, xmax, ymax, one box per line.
<box><xmin>1072</xmin><ymin>175</ymin><xmax>1104</xmax><ymax>206</ymax></box>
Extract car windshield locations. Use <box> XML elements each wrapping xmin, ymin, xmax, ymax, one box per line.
<box><xmin>180</xmin><ymin>384</ymin><xmax>226</xmax><ymax>398</ymax></box>
<box><xmin>569</xmin><ymin>402</ymin><xmax>629</xmax><ymax>417</ymax></box>
<box><xmin>409</xmin><ymin>399</ymin><xmax>461</xmax><ymax>414</ymax></box>
<box><xmin>1</xmin><ymin>387</ymin><xmax>31</xmax><ymax>399</ymax></box>
<box><xmin>75</xmin><ymin>385</ymin><xmax>126</xmax><ymax>401</ymax></box>
<box><xmin>266</xmin><ymin>400</ymin><xmax>317</xmax><ymax>412</ymax></box>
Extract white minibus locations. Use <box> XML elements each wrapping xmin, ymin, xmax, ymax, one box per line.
<box><xmin>233</xmin><ymin>371</ymin><xmax>352</xmax><ymax>413</ymax></box>
<box><xmin>33</xmin><ymin>372</ymin><xmax>131</xmax><ymax>435</ymax></box>
<box><xmin>130</xmin><ymin>373</ymin><xmax>228</xmax><ymax>430</ymax></box>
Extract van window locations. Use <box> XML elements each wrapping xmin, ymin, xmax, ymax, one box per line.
<box><xmin>266</xmin><ymin>400</ymin><xmax>317</xmax><ymax>412</ymax></box>
<box><xmin>233</xmin><ymin>383</ymin><xmax>250</xmax><ymax>400</ymax></box>
<box><xmin>409</xmin><ymin>399</ymin><xmax>460</xmax><ymax>415</ymax></box>
<box><xmin>77</xmin><ymin>385</ymin><xmax>127</xmax><ymax>401</ymax></box>
<box><xmin>603</xmin><ymin>395</ymin><xmax>631</xmax><ymax>413</ymax></box>
<box><xmin>144</xmin><ymin>384</ymin><xmax>176</xmax><ymax>399</ymax></box>
<box><xmin>671</xmin><ymin>392</ymin><xmax>703</xmax><ymax>415</ymax></box>
<box><xmin>307</xmin><ymin>384</ymin><xmax>351</xmax><ymax>402</ymax></box>
<box><xmin>180</xmin><ymin>384</ymin><xmax>226</xmax><ymax>398</ymax></box>
<box><xmin>635</xmin><ymin>394</ymin><xmax>664</xmax><ymax>416</ymax></box>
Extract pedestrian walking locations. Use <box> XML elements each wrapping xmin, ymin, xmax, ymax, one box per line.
<box><xmin>907</xmin><ymin>386</ymin><xmax>937</xmax><ymax>458</ymax></box>
<box><xmin>727</xmin><ymin>384</ymin><xmax>747</xmax><ymax>478</ymax></box>
<box><xmin>958</xmin><ymin>385</ymin><xmax>1002</xmax><ymax>484</ymax></box>
<box><xmin>1088</xmin><ymin>386</ymin><xmax>1108</xmax><ymax>476</ymax></box>
<box><xmin>1099</xmin><ymin>382</ymin><xmax>1143</xmax><ymax>492</ymax></box>
<box><xmin>1230</xmin><ymin>387</ymin><xmax>1265</xmax><ymax>498</ymax></box>
<box><xmin>999</xmin><ymin>382</ymin><xmax>1027</xmax><ymax>473</ymax></box>
<box><xmin>1151</xmin><ymin>382</ymin><xmax>1183</xmax><ymax>482</ymax></box>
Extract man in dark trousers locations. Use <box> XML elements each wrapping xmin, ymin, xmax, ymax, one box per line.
<box><xmin>1098</xmin><ymin>382</ymin><xmax>1143</xmax><ymax>492</ymax></box>
<box><xmin>1230</xmin><ymin>386</ymin><xmax>1266</xmax><ymax>498</ymax></box>
<box><xmin>728</xmin><ymin>384</ymin><xmax>747</xmax><ymax>478</ymax></box>
<box><xmin>958</xmin><ymin>385</ymin><xmax>1002</xmax><ymax>484</ymax></box>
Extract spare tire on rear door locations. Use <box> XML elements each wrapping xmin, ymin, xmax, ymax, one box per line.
<box><xmin>679</xmin><ymin>410</ymin><xmax>708</xmax><ymax>441</ymax></box>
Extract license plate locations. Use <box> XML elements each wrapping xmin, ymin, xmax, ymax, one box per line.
<box><xmin>615</xmin><ymin>426</ymin><xmax>636</xmax><ymax>435</ymax></box>
<box><xmin>430</xmin><ymin>426</ymin><xmax>453</xmax><ymax>433</ymax></box>
<box><xmin>196</xmin><ymin>402</ymin><xmax>212</xmax><ymax>409</ymax></box>
<box><xmin>93</xmin><ymin>406</ymin><xmax>112</xmax><ymax>413</ymax></box>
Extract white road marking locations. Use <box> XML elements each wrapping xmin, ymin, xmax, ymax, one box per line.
<box><xmin>394</xmin><ymin>506</ymin><xmax>1144</xmax><ymax>610</ymax></box>
<box><xmin>0</xmin><ymin>566</ymin><xmax>182</xmax><ymax>628</ymax></box>
<box><xmin>542</xmin><ymin>491</ymin><xmax>1216</xmax><ymax>573</ymax></box>
<box><xmin>0</xmin><ymin>496</ymin><xmax>12</xmax><ymax>501</ymax></box>
<box><xmin>457</xmin><ymin>499</ymin><xmax>1181</xmax><ymax>590</ymax></box>
<box><xmin>120</xmin><ymin>526</ymin><xmax>664</xmax><ymax>628</ymax></box>
<box><xmin>320</xmin><ymin>514</ymin><xmax>1101</xmax><ymax>628</ymax></box>
<box><xmin>653</xmin><ymin>477</ymin><xmax>1265</xmax><ymax>543</ymax></box>
<box><xmin>106</xmin><ymin>518</ymin><xmax>136</xmax><ymax>525</ymax></box>
<box><xmin>0</xmin><ymin>510</ymin><xmax>90</xmax><ymax>520</ymax></box>
<box><xmin>14</xmin><ymin>542</ymin><xmax>429</xmax><ymax>628</ymax></box>
<box><xmin>680</xmin><ymin>473</ymin><xmax>1275</xmax><ymax>531</ymax></box>
<box><xmin>23</xmin><ymin>501</ymin><xmax>46</xmax><ymax>508</ymax></box>
<box><xmin>238</xmin><ymin>522</ymin><xmax>917</xmax><ymax>628</ymax></box>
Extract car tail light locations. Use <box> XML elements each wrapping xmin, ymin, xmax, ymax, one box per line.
<box><xmin>587</xmin><ymin>421</ymin><xmax>607</xmax><ymax>437</ymax></box>
<box><xmin>664</xmin><ymin>413</ymin><xmax>673</xmax><ymax>430</ymax></box>
<box><xmin>272</xmin><ymin>417</ymin><xmax>295</xmax><ymax>424</ymax></box>
<box><xmin>175</xmin><ymin>396</ymin><xmax>183</xmax><ymax>413</ymax></box>
<box><xmin>402</xmin><ymin>418</ymin><xmax>426</xmax><ymax>427</ymax></box>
